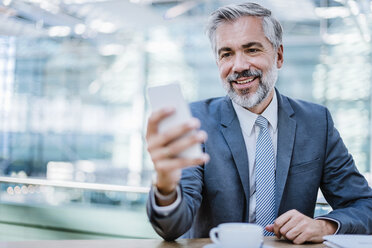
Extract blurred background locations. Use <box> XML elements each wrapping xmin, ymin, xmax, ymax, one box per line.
<box><xmin>0</xmin><ymin>0</ymin><xmax>371</xmax><ymax>241</ymax></box>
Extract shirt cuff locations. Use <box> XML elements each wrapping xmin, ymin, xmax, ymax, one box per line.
<box><xmin>315</xmin><ymin>217</ymin><xmax>340</xmax><ymax>234</ymax></box>
<box><xmin>151</xmin><ymin>185</ymin><xmax>181</xmax><ymax>217</ymax></box>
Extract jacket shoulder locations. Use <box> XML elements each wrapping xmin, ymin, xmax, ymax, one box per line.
<box><xmin>281</xmin><ymin>94</ymin><xmax>328</xmax><ymax>118</ymax></box>
<box><xmin>189</xmin><ymin>97</ymin><xmax>227</xmax><ymax>120</ymax></box>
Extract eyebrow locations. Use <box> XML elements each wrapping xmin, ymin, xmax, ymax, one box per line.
<box><xmin>217</xmin><ymin>42</ymin><xmax>265</xmax><ymax>56</ymax></box>
<box><xmin>217</xmin><ymin>42</ymin><xmax>264</xmax><ymax>55</ymax></box>
<box><xmin>242</xmin><ymin>42</ymin><xmax>264</xmax><ymax>49</ymax></box>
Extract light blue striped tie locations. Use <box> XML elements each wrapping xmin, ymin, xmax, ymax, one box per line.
<box><xmin>255</xmin><ymin>115</ymin><xmax>276</xmax><ymax>236</ymax></box>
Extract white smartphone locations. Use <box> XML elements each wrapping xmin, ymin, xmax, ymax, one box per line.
<box><xmin>147</xmin><ymin>83</ymin><xmax>203</xmax><ymax>159</ymax></box>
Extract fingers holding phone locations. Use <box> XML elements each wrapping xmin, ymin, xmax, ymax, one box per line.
<box><xmin>146</xmin><ymin>108</ymin><xmax>209</xmax><ymax>195</ymax></box>
<box><xmin>146</xmin><ymin>84</ymin><xmax>210</xmax><ymax>195</ymax></box>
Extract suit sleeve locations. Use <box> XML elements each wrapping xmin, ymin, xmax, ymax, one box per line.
<box><xmin>320</xmin><ymin>108</ymin><xmax>372</xmax><ymax>234</ymax></box>
<box><xmin>146</xmin><ymin>165</ymin><xmax>204</xmax><ymax>240</ymax></box>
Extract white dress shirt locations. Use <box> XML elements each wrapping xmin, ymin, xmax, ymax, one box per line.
<box><xmin>232</xmin><ymin>91</ymin><xmax>278</xmax><ymax>222</ymax></box>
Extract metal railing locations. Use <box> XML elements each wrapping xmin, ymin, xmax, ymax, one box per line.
<box><xmin>0</xmin><ymin>176</ymin><xmax>333</xmax><ymax>206</ymax></box>
<box><xmin>0</xmin><ymin>176</ymin><xmax>150</xmax><ymax>194</ymax></box>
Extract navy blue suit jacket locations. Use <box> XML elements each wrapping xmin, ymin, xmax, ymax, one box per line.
<box><xmin>147</xmin><ymin>90</ymin><xmax>372</xmax><ymax>240</ymax></box>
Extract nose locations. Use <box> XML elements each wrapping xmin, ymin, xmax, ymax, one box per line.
<box><xmin>232</xmin><ymin>53</ymin><xmax>250</xmax><ymax>73</ymax></box>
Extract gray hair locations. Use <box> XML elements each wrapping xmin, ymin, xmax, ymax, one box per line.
<box><xmin>206</xmin><ymin>2</ymin><xmax>283</xmax><ymax>56</ymax></box>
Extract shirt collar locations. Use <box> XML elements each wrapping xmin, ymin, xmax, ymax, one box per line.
<box><xmin>232</xmin><ymin>90</ymin><xmax>278</xmax><ymax>136</ymax></box>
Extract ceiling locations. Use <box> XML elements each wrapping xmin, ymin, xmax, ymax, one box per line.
<box><xmin>0</xmin><ymin>0</ymin><xmax>370</xmax><ymax>46</ymax></box>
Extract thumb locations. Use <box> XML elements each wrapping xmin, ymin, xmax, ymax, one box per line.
<box><xmin>265</xmin><ymin>224</ymin><xmax>274</xmax><ymax>232</ymax></box>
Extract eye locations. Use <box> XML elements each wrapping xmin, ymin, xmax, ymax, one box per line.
<box><xmin>220</xmin><ymin>52</ymin><xmax>231</xmax><ymax>59</ymax></box>
<box><xmin>246</xmin><ymin>48</ymin><xmax>259</xmax><ymax>53</ymax></box>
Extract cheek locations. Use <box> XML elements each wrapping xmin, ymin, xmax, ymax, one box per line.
<box><xmin>218</xmin><ymin>62</ymin><xmax>231</xmax><ymax>79</ymax></box>
<box><xmin>255</xmin><ymin>57</ymin><xmax>275</xmax><ymax>72</ymax></box>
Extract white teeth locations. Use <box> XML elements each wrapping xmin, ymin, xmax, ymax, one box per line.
<box><xmin>236</xmin><ymin>78</ymin><xmax>254</xmax><ymax>84</ymax></box>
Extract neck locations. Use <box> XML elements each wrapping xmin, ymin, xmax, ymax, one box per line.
<box><xmin>247</xmin><ymin>89</ymin><xmax>274</xmax><ymax>114</ymax></box>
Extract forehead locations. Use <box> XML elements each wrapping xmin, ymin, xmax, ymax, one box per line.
<box><xmin>215</xmin><ymin>16</ymin><xmax>271</xmax><ymax>49</ymax></box>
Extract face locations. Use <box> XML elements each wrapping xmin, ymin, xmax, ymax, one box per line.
<box><xmin>215</xmin><ymin>16</ymin><xmax>283</xmax><ymax>110</ymax></box>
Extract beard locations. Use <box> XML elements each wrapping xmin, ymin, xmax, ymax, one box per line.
<box><xmin>222</xmin><ymin>61</ymin><xmax>278</xmax><ymax>109</ymax></box>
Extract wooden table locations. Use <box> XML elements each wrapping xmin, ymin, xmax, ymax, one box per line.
<box><xmin>0</xmin><ymin>237</ymin><xmax>326</xmax><ymax>247</ymax></box>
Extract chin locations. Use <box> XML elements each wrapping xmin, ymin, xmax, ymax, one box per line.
<box><xmin>231</xmin><ymin>84</ymin><xmax>274</xmax><ymax>109</ymax></box>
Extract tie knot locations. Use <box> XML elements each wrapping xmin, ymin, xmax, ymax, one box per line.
<box><xmin>255</xmin><ymin>115</ymin><xmax>268</xmax><ymax>129</ymax></box>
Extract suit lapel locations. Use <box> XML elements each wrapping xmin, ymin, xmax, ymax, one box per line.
<box><xmin>275</xmin><ymin>90</ymin><xmax>296</xmax><ymax>216</ymax></box>
<box><xmin>220</xmin><ymin>97</ymin><xmax>250</xmax><ymax>218</ymax></box>
<box><xmin>218</xmin><ymin>91</ymin><xmax>296</xmax><ymax>219</ymax></box>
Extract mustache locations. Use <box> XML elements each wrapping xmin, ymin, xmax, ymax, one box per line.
<box><xmin>227</xmin><ymin>69</ymin><xmax>262</xmax><ymax>83</ymax></box>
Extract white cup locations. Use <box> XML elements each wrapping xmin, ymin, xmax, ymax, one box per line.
<box><xmin>209</xmin><ymin>223</ymin><xmax>263</xmax><ymax>248</ymax></box>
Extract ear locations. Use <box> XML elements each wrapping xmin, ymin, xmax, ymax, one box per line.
<box><xmin>276</xmin><ymin>44</ymin><xmax>284</xmax><ymax>69</ymax></box>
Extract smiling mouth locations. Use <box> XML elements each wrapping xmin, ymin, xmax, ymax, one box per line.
<box><xmin>233</xmin><ymin>77</ymin><xmax>258</xmax><ymax>84</ymax></box>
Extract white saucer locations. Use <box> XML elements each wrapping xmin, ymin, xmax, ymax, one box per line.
<box><xmin>203</xmin><ymin>244</ymin><xmax>221</xmax><ymax>248</ymax></box>
<box><xmin>203</xmin><ymin>244</ymin><xmax>273</xmax><ymax>248</ymax></box>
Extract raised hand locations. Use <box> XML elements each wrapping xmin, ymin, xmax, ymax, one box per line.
<box><xmin>146</xmin><ymin>107</ymin><xmax>209</xmax><ymax>205</ymax></box>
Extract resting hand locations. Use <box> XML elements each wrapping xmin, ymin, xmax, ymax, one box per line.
<box><xmin>265</xmin><ymin>209</ymin><xmax>337</xmax><ymax>244</ymax></box>
<box><xmin>146</xmin><ymin>108</ymin><xmax>209</xmax><ymax>204</ymax></box>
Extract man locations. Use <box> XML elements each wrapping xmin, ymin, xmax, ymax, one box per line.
<box><xmin>146</xmin><ymin>2</ymin><xmax>372</xmax><ymax>244</ymax></box>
